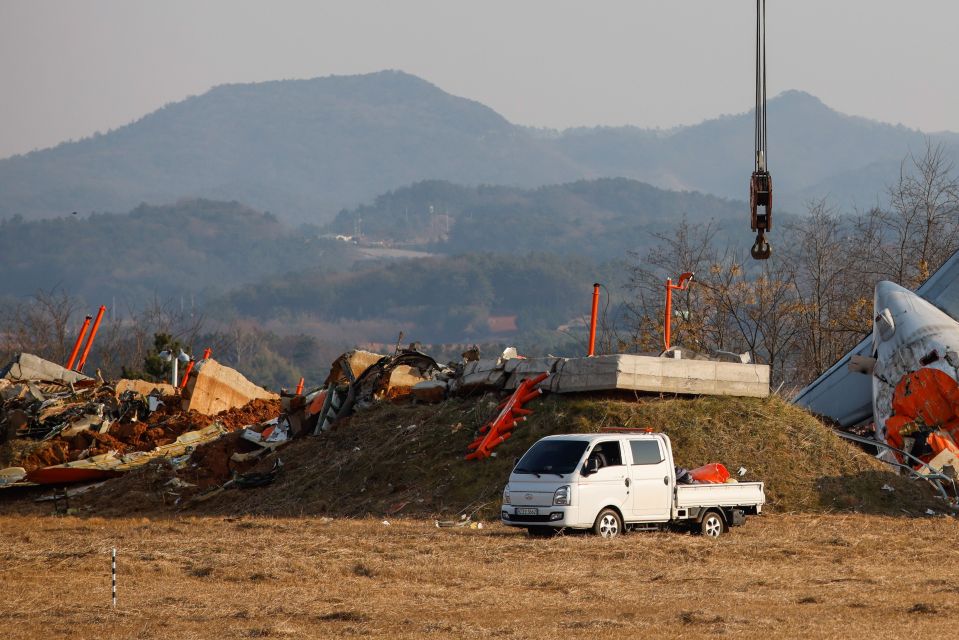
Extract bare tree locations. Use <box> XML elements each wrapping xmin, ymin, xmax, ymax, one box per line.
<box><xmin>0</xmin><ymin>287</ymin><xmax>81</xmax><ymax>365</ymax></box>
<box><xmin>854</xmin><ymin>140</ymin><xmax>959</xmax><ymax>288</ymax></box>
<box><xmin>782</xmin><ymin>201</ymin><xmax>866</xmax><ymax>375</ymax></box>
<box><xmin>624</xmin><ymin>218</ymin><xmax>720</xmax><ymax>353</ymax></box>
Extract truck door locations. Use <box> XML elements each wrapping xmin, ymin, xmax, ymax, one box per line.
<box><xmin>627</xmin><ymin>439</ymin><xmax>671</xmax><ymax>521</ymax></box>
<box><xmin>578</xmin><ymin>440</ymin><xmax>629</xmax><ymax>525</ymax></box>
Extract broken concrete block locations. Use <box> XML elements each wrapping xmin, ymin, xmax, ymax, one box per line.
<box><xmin>919</xmin><ymin>449</ymin><xmax>959</xmax><ymax>477</ymax></box>
<box><xmin>1</xmin><ymin>353</ymin><xmax>90</xmax><ymax>385</ymax></box>
<box><xmin>412</xmin><ymin>380</ymin><xmax>447</xmax><ymax>404</ymax></box>
<box><xmin>454</xmin><ymin>359</ymin><xmax>507</xmax><ymax>391</ymax></box>
<box><xmin>114</xmin><ymin>379</ymin><xmax>177</xmax><ymax>398</ymax></box>
<box><xmin>547</xmin><ymin>354</ymin><xmax>770</xmax><ymax>398</ymax></box>
<box><xmin>182</xmin><ymin>359</ymin><xmax>278</xmax><ymax>416</ymax></box>
<box><xmin>0</xmin><ymin>467</ymin><xmax>27</xmax><ymax>485</ymax></box>
<box><xmin>383</xmin><ymin>365</ymin><xmax>431</xmax><ymax>401</ymax></box>
<box><xmin>504</xmin><ymin>357</ymin><xmax>565</xmax><ymax>389</ymax></box>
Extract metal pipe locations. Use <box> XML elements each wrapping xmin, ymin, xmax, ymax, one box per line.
<box><xmin>171</xmin><ymin>358</ymin><xmax>178</xmax><ymax>387</ymax></box>
<box><xmin>75</xmin><ymin>305</ymin><xmax>106</xmax><ymax>373</ymax></box>
<box><xmin>588</xmin><ymin>283</ymin><xmax>601</xmax><ymax>356</ymax></box>
<box><xmin>65</xmin><ymin>315</ymin><xmax>92</xmax><ymax>370</ymax></box>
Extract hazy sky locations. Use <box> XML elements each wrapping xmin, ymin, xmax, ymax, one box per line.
<box><xmin>1</xmin><ymin>1</ymin><xmax>957</xmax><ymax>159</ymax></box>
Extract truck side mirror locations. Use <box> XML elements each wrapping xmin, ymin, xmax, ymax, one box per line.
<box><xmin>582</xmin><ymin>457</ymin><xmax>600</xmax><ymax>476</ymax></box>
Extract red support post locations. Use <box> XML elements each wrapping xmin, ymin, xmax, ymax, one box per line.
<box><xmin>75</xmin><ymin>306</ymin><xmax>106</xmax><ymax>373</ymax></box>
<box><xmin>178</xmin><ymin>360</ymin><xmax>196</xmax><ymax>390</ymax></box>
<box><xmin>467</xmin><ymin>372</ymin><xmax>549</xmax><ymax>460</ymax></box>
<box><xmin>663</xmin><ymin>273</ymin><xmax>694</xmax><ymax>352</ymax></box>
<box><xmin>664</xmin><ymin>278</ymin><xmax>673</xmax><ymax>352</ymax></box>
<box><xmin>65</xmin><ymin>315</ymin><xmax>92</xmax><ymax>370</ymax></box>
<box><xmin>179</xmin><ymin>347</ymin><xmax>212</xmax><ymax>390</ymax></box>
<box><xmin>588</xmin><ymin>283</ymin><xmax>601</xmax><ymax>357</ymax></box>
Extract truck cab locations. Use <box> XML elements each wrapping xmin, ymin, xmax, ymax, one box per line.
<box><xmin>501</xmin><ymin>433</ymin><xmax>764</xmax><ymax>538</ymax></box>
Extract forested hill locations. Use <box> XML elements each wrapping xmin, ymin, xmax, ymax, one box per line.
<box><xmin>0</xmin><ymin>178</ymin><xmax>748</xmax><ymax>305</ymax></box>
<box><xmin>0</xmin><ymin>71</ymin><xmax>582</xmax><ymax>223</ymax></box>
<box><xmin>555</xmin><ymin>90</ymin><xmax>959</xmax><ymax>212</ymax></box>
<box><xmin>0</xmin><ymin>200</ymin><xmax>339</xmax><ymax>303</ymax></box>
<box><xmin>327</xmin><ymin>178</ymin><xmax>751</xmax><ymax>259</ymax></box>
<box><xmin>1</xmin><ymin>71</ymin><xmax>955</xmax><ymax>223</ymax></box>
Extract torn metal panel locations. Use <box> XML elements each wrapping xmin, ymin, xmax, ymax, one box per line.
<box><xmin>328</xmin><ymin>349</ymin><xmax>442</xmax><ymax>425</ymax></box>
<box><xmin>323</xmin><ymin>350</ymin><xmax>384</xmax><ymax>387</ymax></box>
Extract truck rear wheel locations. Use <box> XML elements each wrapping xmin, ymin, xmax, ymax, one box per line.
<box><xmin>699</xmin><ymin>511</ymin><xmax>726</xmax><ymax>538</ymax></box>
<box><xmin>592</xmin><ymin>508</ymin><xmax>622</xmax><ymax>539</ymax></box>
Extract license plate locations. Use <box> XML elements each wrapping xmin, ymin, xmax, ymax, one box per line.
<box><xmin>516</xmin><ymin>507</ymin><xmax>538</xmax><ymax>516</ymax></box>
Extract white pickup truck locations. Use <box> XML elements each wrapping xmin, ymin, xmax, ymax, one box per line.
<box><xmin>501</xmin><ymin>432</ymin><xmax>764</xmax><ymax>538</ymax></box>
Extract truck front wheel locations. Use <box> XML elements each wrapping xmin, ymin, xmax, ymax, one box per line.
<box><xmin>699</xmin><ymin>511</ymin><xmax>726</xmax><ymax>538</ymax></box>
<box><xmin>592</xmin><ymin>508</ymin><xmax>623</xmax><ymax>539</ymax></box>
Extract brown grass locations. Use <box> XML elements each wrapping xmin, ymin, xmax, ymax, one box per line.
<box><xmin>0</xmin><ymin>513</ymin><xmax>957</xmax><ymax>639</ymax></box>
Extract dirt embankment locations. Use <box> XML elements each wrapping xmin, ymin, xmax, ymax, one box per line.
<box><xmin>69</xmin><ymin>394</ymin><xmax>942</xmax><ymax>519</ymax></box>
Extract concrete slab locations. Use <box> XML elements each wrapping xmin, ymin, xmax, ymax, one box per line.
<box><xmin>548</xmin><ymin>354</ymin><xmax>769</xmax><ymax>398</ymax></box>
<box><xmin>504</xmin><ymin>357</ymin><xmax>565</xmax><ymax>389</ymax></box>
<box><xmin>453</xmin><ymin>359</ymin><xmax>507</xmax><ymax>391</ymax></box>
<box><xmin>1</xmin><ymin>353</ymin><xmax>90</xmax><ymax>385</ymax></box>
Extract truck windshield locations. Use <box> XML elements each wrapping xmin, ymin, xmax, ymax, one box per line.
<box><xmin>515</xmin><ymin>440</ymin><xmax>589</xmax><ymax>476</ymax></box>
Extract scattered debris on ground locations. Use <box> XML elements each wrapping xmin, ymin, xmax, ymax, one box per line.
<box><xmin>0</xmin><ymin>346</ymin><xmax>952</xmax><ymax>519</ymax></box>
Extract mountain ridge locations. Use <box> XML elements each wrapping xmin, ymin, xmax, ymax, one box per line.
<box><xmin>1</xmin><ymin>71</ymin><xmax>954</xmax><ymax>222</ymax></box>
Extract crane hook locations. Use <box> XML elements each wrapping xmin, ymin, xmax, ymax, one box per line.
<box><xmin>750</xmin><ymin>231</ymin><xmax>771</xmax><ymax>260</ymax></box>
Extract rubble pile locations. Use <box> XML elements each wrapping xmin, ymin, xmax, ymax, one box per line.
<box><xmin>0</xmin><ymin>354</ymin><xmax>282</xmax><ymax>488</ymax></box>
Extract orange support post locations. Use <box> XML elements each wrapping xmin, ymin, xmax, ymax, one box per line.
<box><xmin>295</xmin><ymin>377</ymin><xmax>305</xmax><ymax>395</ymax></box>
<box><xmin>179</xmin><ymin>347</ymin><xmax>212</xmax><ymax>390</ymax></box>
<box><xmin>663</xmin><ymin>273</ymin><xmax>694</xmax><ymax>352</ymax></box>
<box><xmin>178</xmin><ymin>360</ymin><xmax>196</xmax><ymax>390</ymax></box>
<box><xmin>75</xmin><ymin>305</ymin><xmax>106</xmax><ymax>373</ymax></box>
<box><xmin>65</xmin><ymin>315</ymin><xmax>92</xmax><ymax>370</ymax></box>
<box><xmin>588</xmin><ymin>283</ymin><xmax>601</xmax><ymax>357</ymax></box>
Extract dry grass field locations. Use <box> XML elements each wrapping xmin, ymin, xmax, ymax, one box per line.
<box><xmin>1</xmin><ymin>513</ymin><xmax>957</xmax><ymax>639</ymax></box>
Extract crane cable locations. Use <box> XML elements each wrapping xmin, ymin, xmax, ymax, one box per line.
<box><xmin>748</xmin><ymin>0</ymin><xmax>772</xmax><ymax>260</ymax></box>
<box><xmin>755</xmin><ymin>0</ymin><xmax>767</xmax><ymax>172</ymax></box>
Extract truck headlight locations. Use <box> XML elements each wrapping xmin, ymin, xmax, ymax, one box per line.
<box><xmin>553</xmin><ymin>485</ymin><xmax>570</xmax><ymax>506</ymax></box>
<box><xmin>503</xmin><ymin>485</ymin><xmax>511</xmax><ymax>505</ymax></box>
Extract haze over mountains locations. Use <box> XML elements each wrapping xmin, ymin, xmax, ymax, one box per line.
<box><xmin>1</xmin><ymin>70</ymin><xmax>954</xmax><ymax>223</ymax></box>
